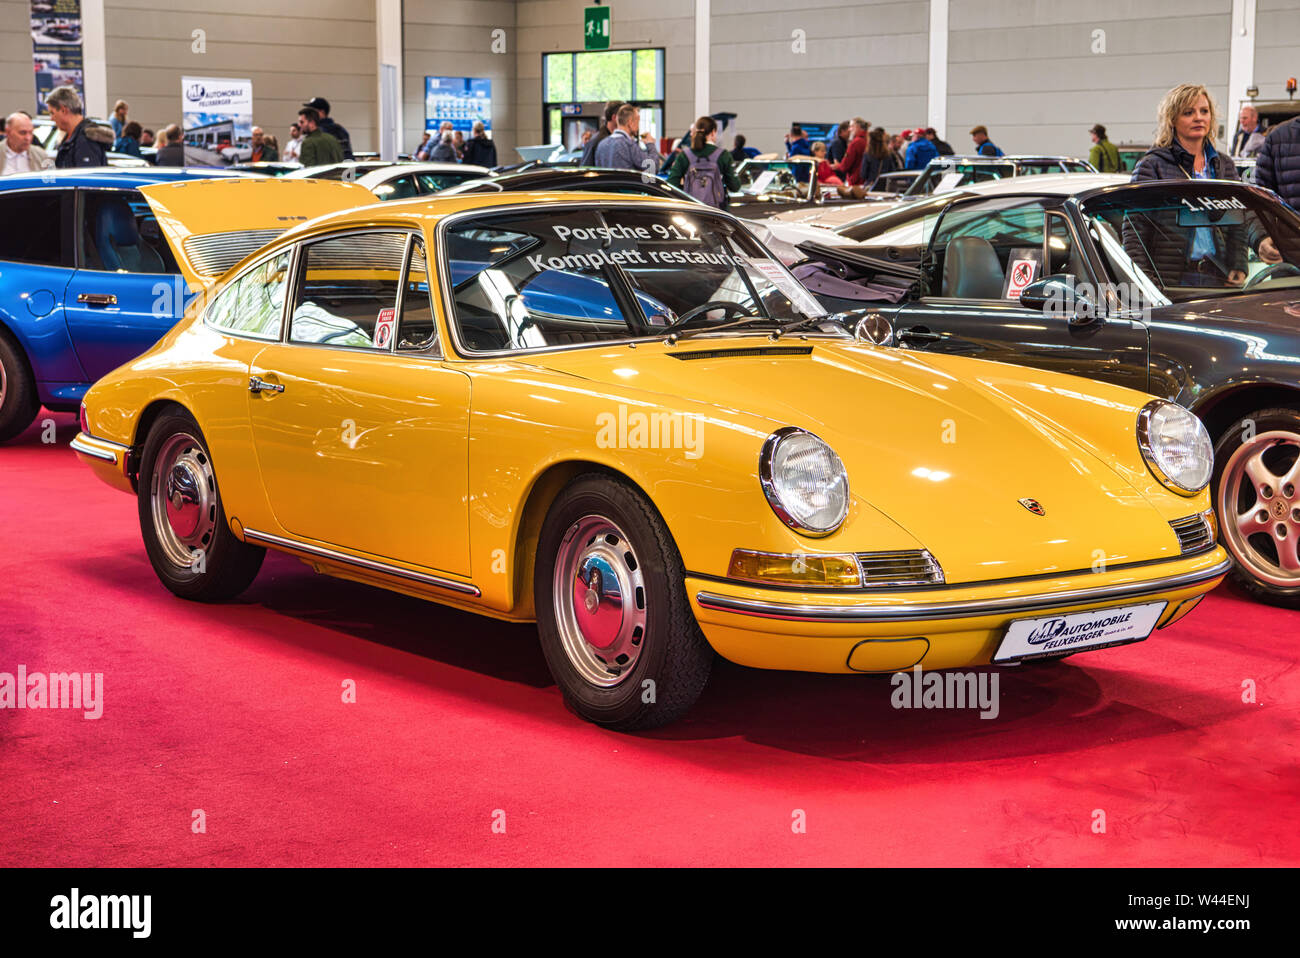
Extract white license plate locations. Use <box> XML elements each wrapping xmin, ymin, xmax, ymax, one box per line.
<box><xmin>993</xmin><ymin>600</ymin><xmax>1168</xmax><ymax>663</ymax></box>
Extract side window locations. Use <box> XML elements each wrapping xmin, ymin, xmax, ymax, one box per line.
<box><xmin>0</xmin><ymin>190</ymin><xmax>65</xmax><ymax>266</ymax></box>
<box><xmin>397</xmin><ymin>239</ymin><xmax>438</xmax><ymax>352</ymax></box>
<box><xmin>204</xmin><ymin>249</ymin><xmax>291</xmax><ymax>340</ymax></box>
<box><xmin>931</xmin><ymin>197</ymin><xmax>1049</xmax><ymax>300</ymax></box>
<box><xmin>80</xmin><ymin>189</ymin><xmax>180</xmax><ymax>275</ymax></box>
<box><xmin>289</xmin><ymin>232</ymin><xmax>407</xmax><ymax>349</ymax></box>
<box><xmin>373</xmin><ymin>175</ymin><xmax>418</xmax><ymax>201</ymax></box>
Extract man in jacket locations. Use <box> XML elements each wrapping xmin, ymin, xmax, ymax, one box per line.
<box><xmin>904</xmin><ymin>128</ymin><xmax>938</xmax><ymax>170</ymax></box>
<box><xmin>462</xmin><ymin>121</ymin><xmax>497</xmax><ymax>168</ymax></box>
<box><xmin>595</xmin><ymin>104</ymin><xmax>652</xmax><ymax>172</ymax></box>
<box><xmin>1231</xmin><ymin>105</ymin><xmax>1266</xmax><ymax>157</ymax></box>
<box><xmin>581</xmin><ymin>101</ymin><xmax>622</xmax><ymax>166</ymax></box>
<box><xmin>297</xmin><ymin>108</ymin><xmax>343</xmax><ymax>166</ymax></box>
<box><xmin>153</xmin><ymin>125</ymin><xmax>185</xmax><ymax>166</ymax></box>
<box><xmin>969</xmin><ymin>125</ymin><xmax>1003</xmax><ymax>158</ymax></box>
<box><xmin>303</xmin><ymin>97</ymin><xmax>352</xmax><ymax>159</ymax></box>
<box><xmin>1255</xmin><ymin>116</ymin><xmax>1300</xmax><ymax>210</ymax></box>
<box><xmin>2</xmin><ymin>111</ymin><xmax>53</xmax><ymax>174</ymax></box>
<box><xmin>249</xmin><ymin>127</ymin><xmax>278</xmax><ymax>162</ymax></box>
<box><xmin>924</xmin><ymin>128</ymin><xmax>953</xmax><ymax>156</ymax></box>
<box><xmin>45</xmin><ymin>86</ymin><xmax>108</xmax><ymax>168</ymax></box>
<box><xmin>833</xmin><ymin>117</ymin><xmax>869</xmax><ymax>184</ymax></box>
<box><xmin>1088</xmin><ymin>124</ymin><xmax>1121</xmax><ymax>172</ymax></box>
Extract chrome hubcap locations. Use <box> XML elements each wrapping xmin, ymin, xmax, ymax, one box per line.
<box><xmin>553</xmin><ymin>515</ymin><xmax>647</xmax><ymax>688</ymax></box>
<box><xmin>1219</xmin><ymin>430</ymin><xmax>1300</xmax><ymax>587</ymax></box>
<box><xmin>150</xmin><ymin>432</ymin><xmax>217</xmax><ymax>570</ymax></box>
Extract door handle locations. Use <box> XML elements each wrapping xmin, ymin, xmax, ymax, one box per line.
<box><xmin>898</xmin><ymin>327</ymin><xmax>942</xmax><ymax>344</ymax></box>
<box><xmin>248</xmin><ymin>376</ymin><xmax>285</xmax><ymax>395</ymax></box>
<box><xmin>77</xmin><ymin>293</ymin><xmax>117</xmax><ymax>306</ymax></box>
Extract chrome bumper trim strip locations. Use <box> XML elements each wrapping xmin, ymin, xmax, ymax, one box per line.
<box><xmin>695</xmin><ymin>556</ymin><xmax>1232</xmax><ymax>623</ymax></box>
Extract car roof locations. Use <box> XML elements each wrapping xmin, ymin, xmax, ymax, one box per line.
<box><xmin>353</xmin><ymin>162</ymin><xmax>491</xmax><ymax>188</ymax></box>
<box><xmin>951</xmin><ymin>172</ymin><xmax>1131</xmax><ymax>196</ymax></box>
<box><xmin>927</xmin><ymin>154</ymin><xmax>1093</xmax><ymax>166</ymax></box>
<box><xmin>0</xmin><ymin>167</ymin><xmax>245</xmax><ymax>190</ymax></box>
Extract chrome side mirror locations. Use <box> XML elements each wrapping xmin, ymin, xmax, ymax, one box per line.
<box><xmin>1018</xmin><ymin>273</ymin><xmax>1101</xmax><ymax>326</ymax></box>
<box><xmin>839</xmin><ymin>310</ymin><xmax>894</xmax><ymax>346</ymax></box>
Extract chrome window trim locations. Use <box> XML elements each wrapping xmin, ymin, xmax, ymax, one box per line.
<box><xmin>241</xmin><ymin>527</ymin><xmax>480</xmax><ymax>597</ymax></box>
<box><xmin>695</xmin><ymin>555</ymin><xmax>1232</xmax><ymax>623</ymax></box>
<box><xmin>202</xmin><ymin>247</ymin><xmax>295</xmax><ymax>343</ymax></box>
<box><xmin>284</xmin><ymin>226</ymin><xmax>421</xmax><ymax>354</ymax></box>
<box><xmin>433</xmin><ymin>199</ymin><xmax>784</xmax><ymax>360</ymax></box>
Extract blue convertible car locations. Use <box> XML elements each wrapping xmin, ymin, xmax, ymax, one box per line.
<box><xmin>0</xmin><ymin>168</ymin><xmax>374</xmax><ymax>441</ymax></box>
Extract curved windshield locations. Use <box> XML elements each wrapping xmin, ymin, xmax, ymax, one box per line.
<box><xmin>903</xmin><ymin>162</ymin><xmax>1016</xmax><ymax>197</ymax></box>
<box><xmin>735</xmin><ymin>159</ymin><xmax>814</xmax><ymax>195</ymax></box>
<box><xmin>442</xmin><ymin>206</ymin><xmax>831</xmax><ymax>352</ymax></box>
<box><xmin>1081</xmin><ymin>181</ymin><xmax>1300</xmax><ymax>300</ymax></box>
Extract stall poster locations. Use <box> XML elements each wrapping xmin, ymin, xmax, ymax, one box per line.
<box><xmin>31</xmin><ymin>0</ymin><xmax>85</xmax><ymax>115</ymax></box>
<box><xmin>425</xmin><ymin>77</ymin><xmax>492</xmax><ymax>133</ymax></box>
<box><xmin>182</xmin><ymin>77</ymin><xmax>254</xmax><ymax>163</ymax></box>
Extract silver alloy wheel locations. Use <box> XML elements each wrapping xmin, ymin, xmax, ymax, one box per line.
<box><xmin>150</xmin><ymin>431</ymin><xmax>218</xmax><ymax>571</ymax></box>
<box><xmin>1218</xmin><ymin>429</ymin><xmax>1300</xmax><ymax>588</ymax></box>
<box><xmin>552</xmin><ymin>514</ymin><xmax>648</xmax><ymax>688</ymax></box>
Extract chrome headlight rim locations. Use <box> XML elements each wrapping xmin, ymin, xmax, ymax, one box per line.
<box><xmin>1136</xmin><ymin>399</ymin><xmax>1213</xmax><ymax>496</ymax></box>
<box><xmin>759</xmin><ymin>426</ymin><xmax>850</xmax><ymax>537</ymax></box>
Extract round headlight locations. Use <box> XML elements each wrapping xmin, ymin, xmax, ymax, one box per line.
<box><xmin>759</xmin><ymin>427</ymin><xmax>850</xmax><ymax>535</ymax></box>
<box><xmin>1137</xmin><ymin>400</ymin><xmax>1213</xmax><ymax>494</ymax></box>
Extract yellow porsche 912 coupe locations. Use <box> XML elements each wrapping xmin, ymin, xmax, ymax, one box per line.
<box><xmin>73</xmin><ymin>180</ymin><xmax>1230</xmax><ymax>728</ymax></box>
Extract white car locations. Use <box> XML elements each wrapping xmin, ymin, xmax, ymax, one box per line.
<box><xmin>752</xmin><ymin>173</ymin><xmax>1130</xmax><ymax>265</ymax></box>
<box><xmin>287</xmin><ymin>161</ymin><xmax>492</xmax><ymax>200</ymax></box>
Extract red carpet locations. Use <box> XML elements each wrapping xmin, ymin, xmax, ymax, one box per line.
<box><xmin>2</xmin><ymin>411</ymin><xmax>1298</xmax><ymax>866</ymax></box>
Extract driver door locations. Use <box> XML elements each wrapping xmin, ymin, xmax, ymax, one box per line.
<box><xmin>892</xmin><ymin>195</ymin><xmax>1150</xmax><ymax>392</ymax></box>
<box><xmin>245</xmin><ymin>231</ymin><xmax>472</xmax><ymax>577</ymax></box>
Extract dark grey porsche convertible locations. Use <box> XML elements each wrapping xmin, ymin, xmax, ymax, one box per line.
<box><xmin>793</xmin><ymin>173</ymin><xmax>1300</xmax><ymax>606</ymax></box>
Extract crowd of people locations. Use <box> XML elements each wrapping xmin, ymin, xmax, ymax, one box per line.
<box><xmin>0</xmin><ymin>87</ymin><xmax>357</xmax><ymax>174</ymax></box>
<box><xmin>1</xmin><ymin>83</ymin><xmax>1297</xmax><ymax>216</ymax></box>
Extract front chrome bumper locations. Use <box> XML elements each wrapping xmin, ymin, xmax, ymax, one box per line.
<box><xmin>695</xmin><ymin>555</ymin><xmax>1234</xmax><ymax>623</ymax></box>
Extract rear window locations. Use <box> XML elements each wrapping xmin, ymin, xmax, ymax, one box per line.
<box><xmin>0</xmin><ymin>190</ymin><xmax>66</xmax><ymax>266</ymax></box>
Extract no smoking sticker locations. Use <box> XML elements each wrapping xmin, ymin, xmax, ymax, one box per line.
<box><xmin>374</xmin><ymin>307</ymin><xmax>396</xmax><ymax>349</ymax></box>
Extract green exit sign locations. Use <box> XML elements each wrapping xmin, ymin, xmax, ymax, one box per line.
<box><xmin>584</xmin><ymin>5</ymin><xmax>610</xmax><ymax>50</ymax></box>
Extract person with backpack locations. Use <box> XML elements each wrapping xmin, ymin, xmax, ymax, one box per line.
<box><xmin>665</xmin><ymin>115</ymin><xmax>739</xmax><ymax>209</ymax></box>
<box><xmin>1088</xmin><ymin>124</ymin><xmax>1121</xmax><ymax>172</ymax></box>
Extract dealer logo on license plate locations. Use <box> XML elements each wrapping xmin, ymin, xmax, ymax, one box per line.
<box><xmin>993</xmin><ymin>600</ymin><xmax>1168</xmax><ymax>663</ymax></box>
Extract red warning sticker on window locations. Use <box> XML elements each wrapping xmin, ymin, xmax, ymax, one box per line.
<box><xmin>374</xmin><ymin>307</ymin><xmax>396</xmax><ymax>349</ymax></box>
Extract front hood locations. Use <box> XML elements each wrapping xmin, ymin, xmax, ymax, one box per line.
<box><xmin>525</xmin><ymin>339</ymin><xmax>1185</xmax><ymax>582</ymax></box>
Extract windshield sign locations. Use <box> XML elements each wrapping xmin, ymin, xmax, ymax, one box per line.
<box><xmin>442</xmin><ymin>206</ymin><xmax>830</xmax><ymax>352</ymax></box>
<box><xmin>1081</xmin><ymin>183</ymin><xmax>1300</xmax><ymax>298</ymax></box>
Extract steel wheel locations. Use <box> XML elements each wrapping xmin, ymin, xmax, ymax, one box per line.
<box><xmin>1218</xmin><ymin>429</ymin><xmax>1300</xmax><ymax>588</ymax></box>
<box><xmin>148</xmin><ymin>431</ymin><xmax>218</xmax><ymax>571</ymax></box>
<box><xmin>552</xmin><ymin>515</ymin><xmax>648</xmax><ymax>688</ymax></box>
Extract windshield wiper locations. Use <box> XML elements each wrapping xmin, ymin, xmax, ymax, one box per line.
<box><xmin>666</xmin><ymin>314</ymin><xmax>781</xmax><ymax>343</ymax></box>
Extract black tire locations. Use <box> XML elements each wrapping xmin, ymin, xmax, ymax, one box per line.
<box><xmin>0</xmin><ymin>331</ymin><xmax>40</xmax><ymax>443</ymax></box>
<box><xmin>534</xmin><ymin>474</ymin><xmax>712</xmax><ymax>730</ymax></box>
<box><xmin>1212</xmin><ymin>407</ymin><xmax>1300</xmax><ymax>608</ymax></box>
<box><xmin>137</xmin><ymin>408</ymin><xmax>264</xmax><ymax>601</ymax></box>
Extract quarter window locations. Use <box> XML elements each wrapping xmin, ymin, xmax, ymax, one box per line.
<box><xmin>289</xmin><ymin>232</ymin><xmax>408</xmax><ymax>349</ymax></box>
<box><xmin>204</xmin><ymin>249</ymin><xmax>291</xmax><ymax>339</ymax></box>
